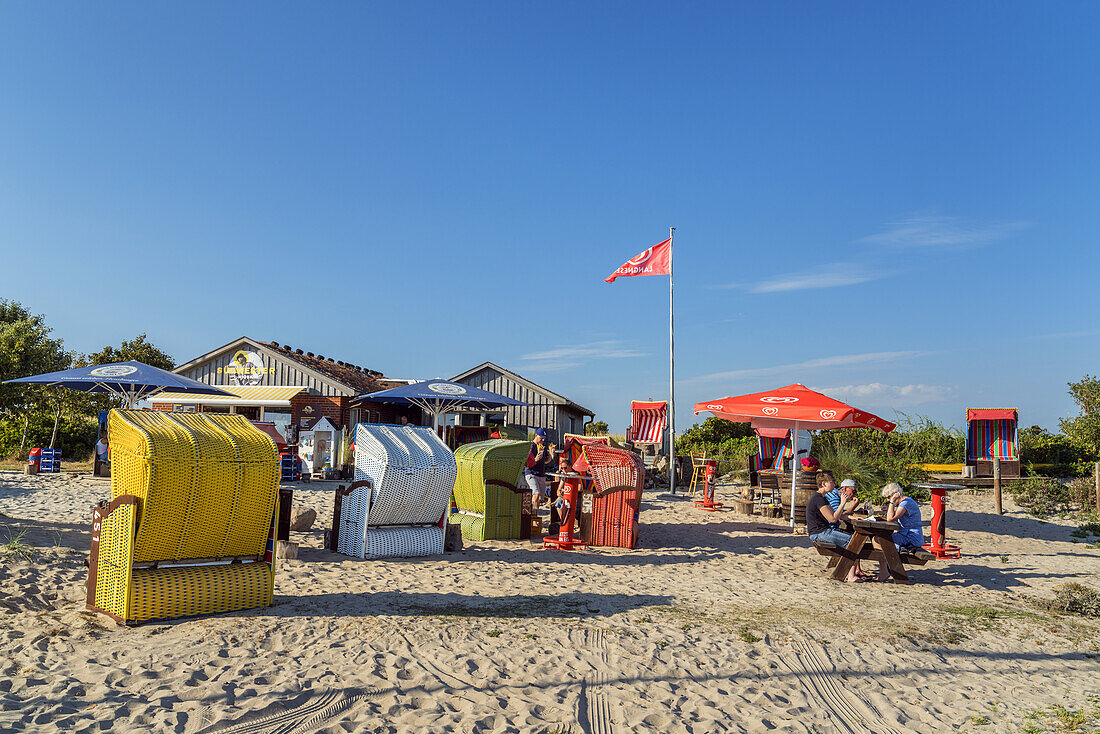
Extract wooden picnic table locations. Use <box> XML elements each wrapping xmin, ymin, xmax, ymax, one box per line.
<box><xmin>829</xmin><ymin>517</ymin><xmax>914</xmax><ymax>585</ymax></box>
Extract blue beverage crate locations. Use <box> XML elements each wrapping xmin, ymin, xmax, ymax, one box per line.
<box><xmin>39</xmin><ymin>448</ymin><xmax>61</xmax><ymax>473</ymax></box>
<box><xmin>280</xmin><ymin>452</ymin><xmax>302</xmax><ymax>482</ymax></box>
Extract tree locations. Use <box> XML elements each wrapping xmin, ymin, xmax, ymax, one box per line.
<box><xmin>0</xmin><ymin>300</ymin><xmax>69</xmax><ymax>451</ymax></box>
<box><xmin>1060</xmin><ymin>375</ymin><xmax>1100</xmax><ymax>460</ymax></box>
<box><xmin>46</xmin><ymin>352</ymin><xmax>100</xmax><ymax>449</ymax></box>
<box><xmin>1019</xmin><ymin>424</ymin><xmax>1085</xmax><ymax>469</ymax></box>
<box><xmin>675</xmin><ymin>416</ymin><xmax>754</xmax><ymax>449</ymax></box>
<box><xmin>585</xmin><ymin>420</ymin><xmax>609</xmax><ymax>436</ymax></box>
<box><xmin>90</xmin><ymin>333</ymin><xmax>176</xmax><ymax>370</ymax></box>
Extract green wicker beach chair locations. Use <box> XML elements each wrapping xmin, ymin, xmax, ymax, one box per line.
<box><xmin>452</xmin><ymin>439</ymin><xmax>530</xmax><ymax>540</ymax></box>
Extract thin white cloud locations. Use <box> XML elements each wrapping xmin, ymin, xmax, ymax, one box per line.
<box><xmin>522</xmin><ymin>360</ymin><xmax>581</xmax><ymax>373</ymax></box>
<box><xmin>1032</xmin><ymin>328</ymin><xmax>1100</xmax><ymax>340</ymax></box>
<box><xmin>752</xmin><ymin>263</ymin><xmax>885</xmax><ymax>293</ymax></box>
<box><xmin>858</xmin><ymin>215</ymin><xmax>1026</xmax><ymax>248</ymax></box>
<box><xmin>520</xmin><ymin>340</ymin><xmax>646</xmax><ymax>373</ymax></box>
<box><xmin>687</xmin><ymin>350</ymin><xmax>933</xmax><ymax>384</ymax></box>
<box><xmin>521</xmin><ymin>340</ymin><xmax>645</xmax><ymax>362</ymax></box>
<box><xmin>819</xmin><ymin>382</ymin><xmax>957</xmax><ymax>407</ymax></box>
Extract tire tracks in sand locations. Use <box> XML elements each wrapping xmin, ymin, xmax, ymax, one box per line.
<box><xmin>193</xmin><ymin>687</ymin><xmax>375</xmax><ymax>734</ymax></box>
<box><xmin>776</xmin><ymin>638</ymin><xmax>903</xmax><ymax>734</ymax></box>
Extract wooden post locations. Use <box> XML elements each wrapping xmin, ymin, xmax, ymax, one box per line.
<box><xmin>1094</xmin><ymin>462</ymin><xmax>1099</xmax><ymax>517</ymax></box>
<box><xmin>993</xmin><ymin>458</ymin><xmax>1002</xmax><ymax>515</ymax></box>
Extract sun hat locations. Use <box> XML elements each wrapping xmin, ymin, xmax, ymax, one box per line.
<box><xmin>840</xmin><ymin>479</ymin><xmax>857</xmax><ymax>488</ymax></box>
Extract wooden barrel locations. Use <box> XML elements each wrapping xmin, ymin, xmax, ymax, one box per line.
<box><xmin>777</xmin><ymin>471</ymin><xmax>819</xmax><ymax>525</ymax></box>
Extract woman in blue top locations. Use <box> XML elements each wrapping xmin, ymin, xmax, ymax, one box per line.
<box><xmin>882</xmin><ymin>483</ymin><xmax>923</xmax><ymax>550</ymax></box>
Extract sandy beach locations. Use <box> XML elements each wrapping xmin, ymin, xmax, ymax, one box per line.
<box><xmin>2</xmin><ymin>471</ymin><xmax>1098</xmax><ymax>733</ymax></box>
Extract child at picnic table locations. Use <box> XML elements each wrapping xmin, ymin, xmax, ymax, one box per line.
<box><xmin>806</xmin><ymin>472</ymin><xmax>879</xmax><ymax>582</ymax></box>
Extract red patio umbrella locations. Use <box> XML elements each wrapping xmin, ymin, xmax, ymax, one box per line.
<box><xmin>694</xmin><ymin>384</ymin><xmax>896</xmax><ymax>527</ymax></box>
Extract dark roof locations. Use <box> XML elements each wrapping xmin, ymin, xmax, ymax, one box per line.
<box><xmin>451</xmin><ymin>361</ymin><xmax>594</xmax><ymax>417</ymax></box>
<box><xmin>263</xmin><ymin>341</ymin><xmax>388</xmax><ymax>394</ymax></box>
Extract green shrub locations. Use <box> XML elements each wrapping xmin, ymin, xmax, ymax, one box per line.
<box><xmin>1007</xmin><ymin>477</ymin><xmax>1085</xmax><ymax>517</ymax></box>
<box><xmin>676</xmin><ymin>418</ymin><xmax>753</xmax><ymax>449</ymax></box>
<box><xmin>814</xmin><ymin>443</ymin><xmax>880</xmax><ymax>495</ymax></box>
<box><xmin>891</xmin><ymin>414</ymin><xmax>966</xmax><ymax>464</ymax></box>
<box><xmin>681</xmin><ymin>414</ymin><xmax>966</xmax><ymax>490</ymax></box>
<box><xmin>810</xmin><ymin>415</ymin><xmax>936</xmax><ymax>494</ymax></box>
<box><xmin>0</xmin><ymin>412</ymin><xmax>97</xmax><ymax>461</ymax></box>
<box><xmin>814</xmin><ymin>441</ymin><xmax>931</xmax><ymax>503</ymax></box>
<box><xmin>1024</xmin><ymin>461</ymin><xmax>1092</xmax><ymax>478</ymax></box>
<box><xmin>1019</xmin><ymin>425</ymin><xmax>1089</xmax><ymax>467</ymax></box>
<box><xmin>585</xmin><ymin>420</ymin><xmax>609</xmax><ymax>436</ymax></box>
<box><xmin>1038</xmin><ymin>583</ymin><xmax>1100</xmax><ymax>619</ymax></box>
<box><xmin>676</xmin><ymin>418</ymin><xmax>755</xmax><ymax>475</ymax></box>
<box><xmin>1066</xmin><ymin>477</ymin><xmax>1098</xmax><ymax>510</ymax></box>
<box><xmin>1059</xmin><ymin>375</ymin><xmax>1100</xmax><ymax>460</ymax></box>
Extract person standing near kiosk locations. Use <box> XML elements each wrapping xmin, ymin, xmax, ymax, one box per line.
<box><xmin>524</xmin><ymin>428</ymin><xmax>554</xmax><ymax>511</ymax></box>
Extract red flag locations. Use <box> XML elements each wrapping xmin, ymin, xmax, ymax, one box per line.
<box><xmin>604</xmin><ymin>238</ymin><xmax>672</xmax><ymax>283</ymax></box>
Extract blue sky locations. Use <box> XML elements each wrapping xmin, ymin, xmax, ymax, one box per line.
<box><xmin>1</xmin><ymin>3</ymin><xmax>1096</xmax><ymax>433</ymax></box>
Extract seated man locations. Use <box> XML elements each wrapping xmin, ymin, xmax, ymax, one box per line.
<box><xmin>806</xmin><ymin>472</ymin><xmax>876</xmax><ymax>583</ymax></box>
<box><xmin>840</xmin><ymin>478</ymin><xmax>867</xmax><ymax>512</ymax></box>
<box><xmin>825</xmin><ymin>476</ymin><xmax>862</xmax><ymax>513</ymax></box>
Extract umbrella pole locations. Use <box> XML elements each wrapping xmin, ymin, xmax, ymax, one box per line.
<box><xmin>790</xmin><ymin>424</ymin><xmax>800</xmax><ymax>529</ymax></box>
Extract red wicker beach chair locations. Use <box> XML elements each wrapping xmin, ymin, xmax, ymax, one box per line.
<box><xmin>628</xmin><ymin>401</ymin><xmax>666</xmax><ymax>445</ymax></box>
<box><xmin>583</xmin><ymin>443</ymin><xmax>645</xmax><ymax>549</ymax></box>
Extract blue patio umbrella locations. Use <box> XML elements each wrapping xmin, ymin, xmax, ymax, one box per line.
<box><xmin>353</xmin><ymin>380</ymin><xmax>526</xmax><ymax>437</ymax></box>
<box><xmin>3</xmin><ymin>360</ymin><xmax>234</xmax><ymax>408</ymax></box>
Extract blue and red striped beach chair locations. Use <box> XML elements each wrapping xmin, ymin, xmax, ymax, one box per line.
<box><xmin>966</xmin><ymin>408</ymin><xmax>1020</xmax><ymax>478</ymax></box>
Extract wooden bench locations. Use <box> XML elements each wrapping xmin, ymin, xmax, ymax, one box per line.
<box><xmin>813</xmin><ymin>541</ymin><xmax>934</xmax><ymax>584</ymax></box>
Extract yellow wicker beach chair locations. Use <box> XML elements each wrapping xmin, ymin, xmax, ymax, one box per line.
<box><xmin>87</xmin><ymin>410</ymin><xmax>279</xmax><ymax>625</ymax></box>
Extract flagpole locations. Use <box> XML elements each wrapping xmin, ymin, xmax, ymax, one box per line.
<box><xmin>668</xmin><ymin>226</ymin><xmax>676</xmax><ymax>495</ymax></box>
